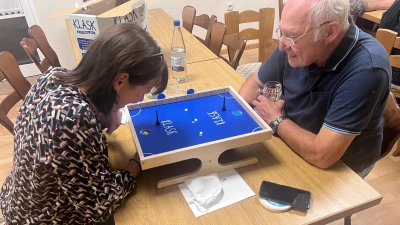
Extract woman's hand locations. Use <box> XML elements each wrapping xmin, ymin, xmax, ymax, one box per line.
<box><xmin>99</xmin><ymin>110</ymin><xmax>122</xmax><ymax>134</ymax></box>
<box><xmin>125</xmin><ymin>152</ymin><xmax>141</xmax><ymax>178</ymax></box>
<box><xmin>106</xmin><ymin>110</ymin><xmax>123</xmax><ymax>134</ymax></box>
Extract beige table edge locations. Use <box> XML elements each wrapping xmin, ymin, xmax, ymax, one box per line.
<box><xmin>359</xmin><ymin>10</ymin><xmax>384</xmax><ymax>24</ymax></box>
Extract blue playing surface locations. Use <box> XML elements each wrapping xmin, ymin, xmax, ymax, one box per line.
<box><xmin>129</xmin><ymin>92</ymin><xmax>262</xmax><ymax>157</ymax></box>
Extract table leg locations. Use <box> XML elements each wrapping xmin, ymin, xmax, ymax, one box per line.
<box><xmin>344</xmin><ymin>215</ymin><xmax>352</xmax><ymax>225</ymax></box>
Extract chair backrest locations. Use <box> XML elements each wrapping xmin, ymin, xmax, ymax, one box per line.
<box><xmin>381</xmin><ymin>92</ymin><xmax>400</xmax><ymax>159</ymax></box>
<box><xmin>263</xmin><ymin>0</ymin><xmax>284</xmax><ymax>63</ymax></box>
<box><xmin>0</xmin><ymin>52</ymin><xmax>32</xmax><ymax>134</ymax></box>
<box><xmin>20</xmin><ymin>38</ymin><xmax>49</xmax><ymax>74</ymax></box>
<box><xmin>182</xmin><ymin>5</ymin><xmax>196</xmax><ymax>33</ymax></box>
<box><xmin>375</xmin><ymin>28</ymin><xmax>398</xmax><ymax>55</ymax></box>
<box><xmin>375</xmin><ymin>28</ymin><xmax>400</xmax><ymax>98</ymax></box>
<box><xmin>24</xmin><ymin>25</ymin><xmax>61</xmax><ymax>73</ymax></box>
<box><xmin>182</xmin><ymin>6</ymin><xmax>217</xmax><ymax>47</ymax></box>
<box><xmin>220</xmin><ymin>34</ymin><xmax>247</xmax><ymax>70</ymax></box>
<box><xmin>224</xmin><ymin>7</ymin><xmax>275</xmax><ymax>63</ymax></box>
<box><xmin>278</xmin><ymin>0</ymin><xmax>284</xmax><ymax>21</ymax></box>
<box><xmin>193</xmin><ymin>14</ymin><xmax>217</xmax><ymax>47</ymax></box>
<box><xmin>263</xmin><ymin>38</ymin><xmax>280</xmax><ymax>62</ymax></box>
<box><xmin>208</xmin><ymin>22</ymin><xmax>227</xmax><ymax>56</ymax></box>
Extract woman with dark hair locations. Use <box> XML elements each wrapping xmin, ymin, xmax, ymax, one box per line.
<box><xmin>0</xmin><ymin>23</ymin><xmax>168</xmax><ymax>224</ymax></box>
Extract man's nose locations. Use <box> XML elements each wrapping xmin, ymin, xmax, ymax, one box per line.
<box><xmin>278</xmin><ymin>41</ymin><xmax>290</xmax><ymax>51</ymax></box>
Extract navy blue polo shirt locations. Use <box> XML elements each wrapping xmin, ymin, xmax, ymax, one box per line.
<box><xmin>257</xmin><ymin>17</ymin><xmax>392</xmax><ymax>174</ymax></box>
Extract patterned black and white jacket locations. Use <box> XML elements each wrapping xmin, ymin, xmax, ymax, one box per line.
<box><xmin>0</xmin><ymin>68</ymin><xmax>135</xmax><ymax>224</ymax></box>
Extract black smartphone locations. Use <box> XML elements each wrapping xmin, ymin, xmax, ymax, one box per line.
<box><xmin>258</xmin><ymin>180</ymin><xmax>311</xmax><ymax>210</ymax></box>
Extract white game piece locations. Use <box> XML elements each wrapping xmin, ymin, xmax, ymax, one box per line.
<box><xmin>199</xmin><ymin>131</ymin><xmax>203</xmax><ymax>136</ymax></box>
<box><xmin>185</xmin><ymin>108</ymin><xmax>188</xmax><ymax>112</ymax></box>
<box><xmin>194</xmin><ymin>118</ymin><xmax>198</xmax><ymax>121</ymax></box>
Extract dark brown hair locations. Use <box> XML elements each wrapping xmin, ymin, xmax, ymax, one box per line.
<box><xmin>57</xmin><ymin>23</ymin><xmax>168</xmax><ymax>114</ymax></box>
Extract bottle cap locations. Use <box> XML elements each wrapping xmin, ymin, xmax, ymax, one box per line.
<box><xmin>174</xmin><ymin>20</ymin><xmax>180</xmax><ymax>26</ymax></box>
<box><xmin>258</xmin><ymin>197</ymin><xmax>292</xmax><ymax>212</ymax></box>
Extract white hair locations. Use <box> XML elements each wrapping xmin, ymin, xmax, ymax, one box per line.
<box><xmin>310</xmin><ymin>0</ymin><xmax>350</xmax><ymax>41</ymax></box>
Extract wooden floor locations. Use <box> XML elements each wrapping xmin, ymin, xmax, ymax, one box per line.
<box><xmin>1</xmin><ymin>48</ymin><xmax>400</xmax><ymax>224</ymax></box>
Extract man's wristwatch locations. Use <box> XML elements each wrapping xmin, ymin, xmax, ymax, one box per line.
<box><xmin>269</xmin><ymin>116</ymin><xmax>286</xmax><ymax>134</ymax></box>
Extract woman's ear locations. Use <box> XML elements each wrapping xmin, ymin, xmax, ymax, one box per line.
<box><xmin>113</xmin><ymin>73</ymin><xmax>129</xmax><ymax>93</ymax></box>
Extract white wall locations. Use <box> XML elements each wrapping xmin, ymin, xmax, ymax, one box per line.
<box><xmin>31</xmin><ymin>0</ymin><xmax>281</xmax><ymax>70</ymax></box>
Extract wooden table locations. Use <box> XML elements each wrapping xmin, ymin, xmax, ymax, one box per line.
<box><xmin>359</xmin><ymin>10</ymin><xmax>385</xmax><ymax>24</ymax></box>
<box><xmin>66</xmin><ymin>8</ymin><xmax>218</xmax><ymax>65</ymax></box>
<box><xmin>356</xmin><ymin>10</ymin><xmax>385</xmax><ymax>36</ymax></box>
<box><xmin>107</xmin><ymin>59</ymin><xmax>382</xmax><ymax>225</ymax></box>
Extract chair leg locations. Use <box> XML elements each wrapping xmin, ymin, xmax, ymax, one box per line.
<box><xmin>344</xmin><ymin>215</ymin><xmax>352</xmax><ymax>225</ymax></box>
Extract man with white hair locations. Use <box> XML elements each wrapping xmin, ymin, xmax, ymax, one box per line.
<box><xmin>239</xmin><ymin>0</ymin><xmax>392</xmax><ymax>177</ymax></box>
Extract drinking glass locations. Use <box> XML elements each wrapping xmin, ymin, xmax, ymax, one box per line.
<box><xmin>255</xmin><ymin>81</ymin><xmax>282</xmax><ymax>102</ymax></box>
<box><xmin>145</xmin><ymin>79</ymin><xmax>180</xmax><ymax>99</ymax></box>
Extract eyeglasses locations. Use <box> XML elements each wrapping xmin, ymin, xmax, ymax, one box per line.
<box><xmin>276</xmin><ymin>21</ymin><xmax>333</xmax><ymax>47</ymax></box>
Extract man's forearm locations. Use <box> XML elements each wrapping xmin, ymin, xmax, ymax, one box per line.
<box><xmin>276</xmin><ymin>119</ymin><xmax>354</xmax><ymax>168</ymax></box>
<box><xmin>366</xmin><ymin>0</ymin><xmax>394</xmax><ymax>11</ymax></box>
<box><xmin>276</xmin><ymin>119</ymin><xmax>325</xmax><ymax>166</ymax></box>
<box><xmin>238</xmin><ymin>74</ymin><xmax>262</xmax><ymax>104</ymax></box>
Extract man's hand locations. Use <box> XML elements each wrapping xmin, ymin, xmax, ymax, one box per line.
<box><xmin>252</xmin><ymin>95</ymin><xmax>285</xmax><ymax>124</ymax></box>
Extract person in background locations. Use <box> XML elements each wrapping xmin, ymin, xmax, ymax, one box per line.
<box><xmin>379</xmin><ymin>0</ymin><xmax>400</xmax><ymax>96</ymax></box>
<box><xmin>350</xmin><ymin>0</ymin><xmax>394</xmax><ymax>15</ymax></box>
<box><xmin>239</xmin><ymin>0</ymin><xmax>391</xmax><ymax>178</ymax></box>
<box><xmin>0</xmin><ymin>23</ymin><xmax>168</xmax><ymax>224</ymax></box>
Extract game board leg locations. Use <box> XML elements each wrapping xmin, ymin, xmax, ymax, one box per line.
<box><xmin>156</xmin><ymin>156</ymin><xmax>258</xmax><ymax>188</ymax></box>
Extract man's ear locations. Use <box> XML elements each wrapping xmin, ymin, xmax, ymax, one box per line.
<box><xmin>325</xmin><ymin>22</ymin><xmax>341</xmax><ymax>44</ymax></box>
<box><xmin>113</xmin><ymin>73</ymin><xmax>129</xmax><ymax>93</ymax></box>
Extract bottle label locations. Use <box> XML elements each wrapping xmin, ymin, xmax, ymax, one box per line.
<box><xmin>171</xmin><ymin>56</ymin><xmax>185</xmax><ymax>72</ymax></box>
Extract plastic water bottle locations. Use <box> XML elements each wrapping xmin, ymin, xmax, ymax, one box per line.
<box><xmin>171</xmin><ymin>20</ymin><xmax>187</xmax><ymax>83</ymax></box>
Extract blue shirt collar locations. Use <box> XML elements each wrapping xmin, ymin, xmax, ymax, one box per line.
<box><xmin>321</xmin><ymin>15</ymin><xmax>359</xmax><ymax>72</ymax></box>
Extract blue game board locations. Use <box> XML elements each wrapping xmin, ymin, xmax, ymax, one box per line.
<box><xmin>128</xmin><ymin>91</ymin><xmax>262</xmax><ymax>157</ymax></box>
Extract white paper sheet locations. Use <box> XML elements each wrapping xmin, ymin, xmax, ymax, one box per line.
<box><xmin>179</xmin><ymin>169</ymin><xmax>255</xmax><ymax>217</ymax></box>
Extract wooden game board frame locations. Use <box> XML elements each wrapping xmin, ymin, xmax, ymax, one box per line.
<box><xmin>125</xmin><ymin>86</ymin><xmax>272</xmax><ymax>188</ymax></box>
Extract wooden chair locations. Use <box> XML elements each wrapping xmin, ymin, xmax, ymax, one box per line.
<box><xmin>375</xmin><ymin>28</ymin><xmax>400</xmax><ymax>99</ymax></box>
<box><xmin>224</xmin><ymin>7</ymin><xmax>275</xmax><ymax>63</ymax></box>
<box><xmin>375</xmin><ymin>28</ymin><xmax>400</xmax><ymax>158</ymax></box>
<box><xmin>381</xmin><ymin>92</ymin><xmax>400</xmax><ymax>158</ymax></box>
<box><xmin>263</xmin><ymin>38</ymin><xmax>280</xmax><ymax>62</ymax></box>
<box><xmin>220</xmin><ymin>34</ymin><xmax>247</xmax><ymax>70</ymax></box>
<box><xmin>278</xmin><ymin>0</ymin><xmax>284</xmax><ymax>21</ymax></box>
<box><xmin>20</xmin><ymin>38</ymin><xmax>45</xmax><ymax>72</ymax></box>
<box><xmin>182</xmin><ymin>6</ymin><xmax>217</xmax><ymax>47</ymax></box>
<box><xmin>208</xmin><ymin>22</ymin><xmax>227</xmax><ymax>56</ymax></box>
<box><xmin>182</xmin><ymin>6</ymin><xmax>196</xmax><ymax>33</ymax></box>
<box><xmin>0</xmin><ymin>52</ymin><xmax>32</xmax><ymax>134</ymax></box>
<box><xmin>263</xmin><ymin>0</ymin><xmax>284</xmax><ymax>61</ymax></box>
<box><xmin>225</xmin><ymin>8</ymin><xmax>275</xmax><ymax>79</ymax></box>
<box><xmin>21</xmin><ymin>25</ymin><xmax>61</xmax><ymax>73</ymax></box>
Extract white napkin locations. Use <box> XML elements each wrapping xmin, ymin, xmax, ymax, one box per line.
<box><xmin>184</xmin><ymin>173</ymin><xmax>224</xmax><ymax>211</ymax></box>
